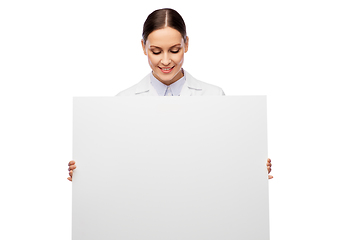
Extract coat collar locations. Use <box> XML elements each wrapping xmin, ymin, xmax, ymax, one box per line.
<box><xmin>181</xmin><ymin>71</ymin><xmax>203</xmax><ymax>96</ymax></box>
<box><xmin>134</xmin><ymin>70</ymin><xmax>203</xmax><ymax>96</ymax></box>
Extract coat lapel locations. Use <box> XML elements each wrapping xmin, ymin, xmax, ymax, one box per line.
<box><xmin>180</xmin><ymin>70</ymin><xmax>203</xmax><ymax>96</ymax></box>
<box><xmin>134</xmin><ymin>73</ymin><xmax>158</xmax><ymax>96</ymax></box>
<box><xmin>179</xmin><ymin>81</ymin><xmax>192</xmax><ymax>96</ymax></box>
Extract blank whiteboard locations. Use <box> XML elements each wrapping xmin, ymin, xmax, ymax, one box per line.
<box><xmin>73</xmin><ymin>96</ymin><xmax>269</xmax><ymax>240</ymax></box>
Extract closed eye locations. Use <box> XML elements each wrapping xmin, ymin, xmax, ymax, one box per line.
<box><xmin>152</xmin><ymin>49</ymin><xmax>180</xmax><ymax>55</ymax></box>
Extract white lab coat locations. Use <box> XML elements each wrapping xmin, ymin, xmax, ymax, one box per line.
<box><xmin>116</xmin><ymin>70</ymin><xmax>225</xmax><ymax>96</ymax></box>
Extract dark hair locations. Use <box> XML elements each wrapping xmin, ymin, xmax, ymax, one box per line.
<box><xmin>142</xmin><ymin>8</ymin><xmax>187</xmax><ymax>44</ymax></box>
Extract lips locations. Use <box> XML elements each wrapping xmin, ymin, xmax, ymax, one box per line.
<box><xmin>159</xmin><ymin>66</ymin><xmax>175</xmax><ymax>73</ymax></box>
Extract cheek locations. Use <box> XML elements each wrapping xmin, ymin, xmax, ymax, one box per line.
<box><xmin>174</xmin><ymin>52</ymin><xmax>185</xmax><ymax>64</ymax></box>
<box><xmin>147</xmin><ymin>54</ymin><xmax>160</xmax><ymax>67</ymax></box>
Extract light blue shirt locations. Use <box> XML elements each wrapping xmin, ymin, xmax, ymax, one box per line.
<box><xmin>150</xmin><ymin>70</ymin><xmax>186</xmax><ymax>96</ymax></box>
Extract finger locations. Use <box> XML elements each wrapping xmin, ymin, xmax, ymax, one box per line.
<box><xmin>69</xmin><ymin>170</ymin><xmax>73</xmax><ymax>177</ymax></box>
<box><xmin>266</xmin><ymin>162</ymin><xmax>272</xmax><ymax>167</ymax></box>
<box><xmin>68</xmin><ymin>160</ymin><xmax>75</xmax><ymax>166</ymax></box>
<box><xmin>267</xmin><ymin>158</ymin><xmax>271</xmax><ymax>163</ymax></box>
<box><xmin>67</xmin><ymin>177</ymin><xmax>72</xmax><ymax>181</ymax></box>
<box><xmin>267</xmin><ymin>166</ymin><xmax>271</xmax><ymax>173</ymax></box>
<box><xmin>268</xmin><ymin>175</ymin><xmax>273</xmax><ymax>179</ymax></box>
<box><xmin>68</xmin><ymin>165</ymin><xmax>77</xmax><ymax>171</ymax></box>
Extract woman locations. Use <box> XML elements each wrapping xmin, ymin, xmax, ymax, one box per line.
<box><xmin>68</xmin><ymin>8</ymin><xmax>273</xmax><ymax>180</ymax></box>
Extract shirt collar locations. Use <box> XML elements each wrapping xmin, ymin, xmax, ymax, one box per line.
<box><xmin>150</xmin><ymin>69</ymin><xmax>186</xmax><ymax>96</ymax></box>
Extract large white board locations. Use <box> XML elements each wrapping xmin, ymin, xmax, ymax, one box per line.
<box><xmin>73</xmin><ymin>96</ymin><xmax>269</xmax><ymax>240</ymax></box>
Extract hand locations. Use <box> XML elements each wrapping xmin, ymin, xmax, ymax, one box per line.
<box><xmin>67</xmin><ymin>160</ymin><xmax>76</xmax><ymax>181</ymax></box>
<box><xmin>267</xmin><ymin>158</ymin><xmax>273</xmax><ymax>179</ymax></box>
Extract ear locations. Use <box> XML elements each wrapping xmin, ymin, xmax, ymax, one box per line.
<box><xmin>184</xmin><ymin>36</ymin><xmax>189</xmax><ymax>53</ymax></box>
<box><xmin>141</xmin><ymin>39</ymin><xmax>147</xmax><ymax>55</ymax></box>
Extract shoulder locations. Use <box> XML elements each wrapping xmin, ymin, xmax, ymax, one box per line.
<box><xmin>185</xmin><ymin>71</ymin><xmax>225</xmax><ymax>96</ymax></box>
<box><xmin>115</xmin><ymin>73</ymin><xmax>151</xmax><ymax>96</ymax></box>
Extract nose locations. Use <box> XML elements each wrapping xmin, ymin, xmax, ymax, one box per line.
<box><xmin>161</xmin><ymin>53</ymin><xmax>171</xmax><ymax>66</ymax></box>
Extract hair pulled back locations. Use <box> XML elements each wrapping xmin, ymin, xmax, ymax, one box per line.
<box><xmin>142</xmin><ymin>8</ymin><xmax>187</xmax><ymax>44</ymax></box>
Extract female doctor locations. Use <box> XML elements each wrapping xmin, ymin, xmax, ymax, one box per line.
<box><xmin>67</xmin><ymin>8</ymin><xmax>273</xmax><ymax>180</ymax></box>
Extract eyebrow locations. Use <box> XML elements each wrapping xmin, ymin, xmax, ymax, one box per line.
<box><xmin>150</xmin><ymin>44</ymin><xmax>182</xmax><ymax>49</ymax></box>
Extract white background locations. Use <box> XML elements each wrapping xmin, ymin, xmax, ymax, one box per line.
<box><xmin>0</xmin><ymin>0</ymin><xmax>339</xmax><ymax>239</ymax></box>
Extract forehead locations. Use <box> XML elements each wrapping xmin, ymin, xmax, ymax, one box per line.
<box><xmin>146</xmin><ymin>27</ymin><xmax>183</xmax><ymax>47</ymax></box>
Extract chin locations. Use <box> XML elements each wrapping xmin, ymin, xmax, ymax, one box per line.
<box><xmin>161</xmin><ymin>68</ymin><xmax>182</xmax><ymax>81</ymax></box>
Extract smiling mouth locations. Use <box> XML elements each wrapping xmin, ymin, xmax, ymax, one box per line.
<box><xmin>159</xmin><ymin>66</ymin><xmax>175</xmax><ymax>73</ymax></box>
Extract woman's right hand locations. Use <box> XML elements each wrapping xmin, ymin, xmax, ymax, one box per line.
<box><xmin>67</xmin><ymin>160</ymin><xmax>76</xmax><ymax>181</ymax></box>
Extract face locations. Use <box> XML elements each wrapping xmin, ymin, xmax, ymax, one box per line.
<box><xmin>142</xmin><ymin>27</ymin><xmax>189</xmax><ymax>85</ymax></box>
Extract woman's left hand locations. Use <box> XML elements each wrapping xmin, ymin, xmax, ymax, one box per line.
<box><xmin>267</xmin><ymin>158</ymin><xmax>273</xmax><ymax>179</ymax></box>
